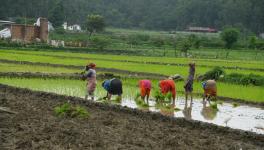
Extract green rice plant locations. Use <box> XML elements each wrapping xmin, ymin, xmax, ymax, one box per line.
<box><xmin>54</xmin><ymin>103</ymin><xmax>89</xmax><ymax>118</ymax></box>
<box><xmin>134</xmin><ymin>93</ymin><xmax>149</xmax><ymax>108</ymax></box>
<box><xmin>71</xmin><ymin>106</ymin><xmax>90</xmax><ymax>118</ymax></box>
<box><xmin>113</xmin><ymin>96</ymin><xmax>122</xmax><ymax>104</ymax></box>
<box><xmin>54</xmin><ymin>103</ymin><xmax>71</xmax><ymax>117</ymax></box>
<box><xmin>154</xmin><ymin>91</ymin><xmax>165</xmax><ymax>103</ymax></box>
<box><xmin>210</xmin><ymin>102</ymin><xmax>218</xmax><ymax>110</ymax></box>
<box><xmin>174</xmin><ymin>107</ymin><xmax>181</xmax><ymax>112</ymax></box>
<box><xmin>217</xmin><ymin>101</ymin><xmax>224</xmax><ymax>105</ymax></box>
<box><xmin>232</xmin><ymin>103</ymin><xmax>239</xmax><ymax>108</ymax></box>
<box><xmin>134</xmin><ymin>93</ymin><xmax>141</xmax><ymax>101</ymax></box>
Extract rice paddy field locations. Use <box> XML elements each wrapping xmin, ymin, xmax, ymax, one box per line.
<box><xmin>1</xmin><ymin>48</ymin><xmax>264</xmax><ymax>149</ymax></box>
<box><xmin>0</xmin><ymin>48</ymin><xmax>263</xmax><ymax>102</ymax></box>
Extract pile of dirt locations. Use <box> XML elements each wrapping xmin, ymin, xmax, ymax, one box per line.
<box><xmin>0</xmin><ymin>84</ymin><xmax>263</xmax><ymax>150</ymax></box>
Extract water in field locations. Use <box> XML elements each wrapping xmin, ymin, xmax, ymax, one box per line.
<box><xmin>0</xmin><ymin>77</ymin><xmax>263</xmax><ymax>134</ymax></box>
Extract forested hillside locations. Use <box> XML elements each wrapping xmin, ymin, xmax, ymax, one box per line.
<box><xmin>1</xmin><ymin>0</ymin><xmax>264</xmax><ymax>33</ymax></box>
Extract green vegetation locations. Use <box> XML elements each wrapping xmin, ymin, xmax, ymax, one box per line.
<box><xmin>221</xmin><ymin>28</ymin><xmax>240</xmax><ymax>49</ymax></box>
<box><xmin>0</xmin><ymin>77</ymin><xmax>263</xmax><ymax>103</ymax></box>
<box><xmin>1</xmin><ymin>49</ymin><xmax>263</xmax><ymax>70</ymax></box>
<box><xmin>232</xmin><ymin>103</ymin><xmax>240</xmax><ymax>108</ymax></box>
<box><xmin>210</xmin><ymin>102</ymin><xmax>218</xmax><ymax>110</ymax></box>
<box><xmin>0</xmin><ymin>62</ymin><xmax>79</xmax><ymax>73</ymax></box>
<box><xmin>0</xmin><ymin>50</ymin><xmax>263</xmax><ymax>78</ymax></box>
<box><xmin>2</xmin><ymin>0</ymin><xmax>264</xmax><ymax>34</ymax></box>
<box><xmin>55</xmin><ymin>103</ymin><xmax>89</xmax><ymax>118</ymax></box>
<box><xmin>85</xmin><ymin>14</ymin><xmax>105</xmax><ymax>37</ymax></box>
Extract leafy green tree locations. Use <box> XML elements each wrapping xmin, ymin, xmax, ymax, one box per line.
<box><xmin>85</xmin><ymin>14</ymin><xmax>105</xmax><ymax>37</ymax></box>
<box><xmin>49</xmin><ymin>1</ymin><xmax>65</xmax><ymax>27</ymax></box>
<box><xmin>248</xmin><ymin>36</ymin><xmax>257</xmax><ymax>49</ymax></box>
<box><xmin>179</xmin><ymin>39</ymin><xmax>192</xmax><ymax>57</ymax></box>
<box><xmin>151</xmin><ymin>37</ymin><xmax>166</xmax><ymax>56</ymax></box>
<box><xmin>221</xmin><ymin>28</ymin><xmax>240</xmax><ymax>49</ymax></box>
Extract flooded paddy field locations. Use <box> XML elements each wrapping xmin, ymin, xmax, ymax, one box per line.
<box><xmin>0</xmin><ymin>77</ymin><xmax>263</xmax><ymax>135</ymax></box>
<box><xmin>1</xmin><ymin>84</ymin><xmax>263</xmax><ymax>149</ymax></box>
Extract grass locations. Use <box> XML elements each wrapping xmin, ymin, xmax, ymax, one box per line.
<box><xmin>0</xmin><ymin>62</ymin><xmax>80</xmax><ymax>73</ymax></box>
<box><xmin>0</xmin><ymin>50</ymin><xmax>263</xmax><ymax>77</ymax></box>
<box><xmin>0</xmin><ymin>77</ymin><xmax>263</xmax><ymax>103</ymax></box>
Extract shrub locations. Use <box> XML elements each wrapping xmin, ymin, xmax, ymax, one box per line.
<box><xmin>221</xmin><ymin>27</ymin><xmax>240</xmax><ymax>49</ymax></box>
<box><xmin>55</xmin><ymin>27</ymin><xmax>66</xmax><ymax>34</ymax></box>
<box><xmin>222</xmin><ymin>73</ymin><xmax>264</xmax><ymax>86</ymax></box>
<box><xmin>203</xmin><ymin>67</ymin><xmax>225</xmax><ymax>80</ymax></box>
<box><xmin>90</xmin><ymin>36</ymin><xmax>110</xmax><ymax>50</ymax></box>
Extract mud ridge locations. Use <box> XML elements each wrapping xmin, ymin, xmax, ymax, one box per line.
<box><xmin>0</xmin><ymin>84</ymin><xmax>263</xmax><ymax>149</ymax></box>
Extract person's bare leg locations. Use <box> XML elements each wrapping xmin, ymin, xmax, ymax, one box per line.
<box><xmin>108</xmin><ymin>93</ymin><xmax>112</xmax><ymax>101</ymax></box>
<box><xmin>185</xmin><ymin>92</ymin><xmax>188</xmax><ymax>105</ymax></box>
<box><xmin>202</xmin><ymin>94</ymin><xmax>206</xmax><ymax>105</ymax></box>
<box><xmin>190</xmin><ymin>92</ymin><xmax>193</xmax><ymax>105</ymax></box>
<box><xmin>146</xmin><ymin>94</ymin><xmax>149</xmax><ymax>104</ymax></box>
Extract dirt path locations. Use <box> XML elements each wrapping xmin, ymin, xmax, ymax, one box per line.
<box><xmin>0</xmin><ymin>84</ymin><xmax>263</xmax><ymax>150</ymax></box>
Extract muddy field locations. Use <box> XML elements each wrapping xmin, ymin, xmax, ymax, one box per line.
<box><xmin>0</xmin><ymin>84</ymin><xmax>264</xmax><ymax>150</ymax></box>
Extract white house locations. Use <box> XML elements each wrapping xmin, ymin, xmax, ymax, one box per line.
<box><xmin>63</xmin><ymin>22</ymin><xmax>82</xmax><ymax>31</ymax></box>
<box><xmin>34</xmin><ymin>18</ymin><xmax>54</xmax><ymax>31</ymax></box>
<box><xmin>260</xmin><ymin>33</ymin><xmax>264</xmax><ymax>39</ymax></box>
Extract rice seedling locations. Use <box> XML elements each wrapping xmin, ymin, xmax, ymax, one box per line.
<box><xmin>54</xmin><ymin>103</ymin><xmax>90</xmax><ymax>118</ymax></box>
<box><xmin>232</xmin><ymin>103</ymin><xmax>240</xmax><ymax>108</ymax></box>
<box><xmin>210</xmin><ymin>102</ymin><xmax>218</xmax><ymax>110</ymax></box>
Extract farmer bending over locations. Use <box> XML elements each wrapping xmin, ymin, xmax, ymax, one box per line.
<box><xmin>83</xmin><ymin>63</ymin><xmax>97</xmax><ymax>101</ymax></box>
<box><xmin>159</xmin><ymin>79</ymin><xmax>176</xmax><ymax>107</ymax></box>
<box><xmin>138</xmin><ymin>80</ymin><xmax>152</xmax><ymax>104</ymax></box>
<box><xmin>202</xmin><ymin>80</ymin><xmax>217</xmax><ymax>104</ymax></box>
<box><xmin>102</xmin><ymin>78</ymin><xmax>123</xmax><ymax>100</ymax></box>
<box><xmin>184</xmin><ymin>62</ymin><xmax>195</xmax><ymax>105</ymax></box>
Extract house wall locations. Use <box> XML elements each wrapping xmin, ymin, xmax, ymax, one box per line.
<box><xmin>10</xmin><ymin>18</ymin><xmax>48</xmax><ymax>43</ymax></box>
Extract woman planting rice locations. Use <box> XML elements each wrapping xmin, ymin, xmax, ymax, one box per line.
<box><xmin>82</xmin><ymin>63</ymin><xmax>97</xmax><ymax>101</ymax></box>
<box><xmin>184</xmin><ymin>62</ymin><xmax>195</xmax><ymax>105</ymax></box>
<box><xmin>102</xmin><ymin>78</ymin><xmax>123</xmax><ymax>101</ymax></box>
<box><xmin>202</xmin><ymin>80</ymin><xmax>217</xmax><ymax>104</ymax></box>
<box><xmin>159</xmin><ymin>79</ymin><xmax>176</xmax><ymax>107</ymax></box>
<box><xmin>138</xmin><ymin>80</ymin><xmax>152</xmax><ymax>104</ymax></box>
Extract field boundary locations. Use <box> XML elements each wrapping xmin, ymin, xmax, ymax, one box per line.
<box><xmin>1</xmin><ymin>83</ymin><xmax>263</xmax><ymax>145</ymax></box>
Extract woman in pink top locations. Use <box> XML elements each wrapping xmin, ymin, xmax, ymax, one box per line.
<box><xmin>139</xmin><ymin>80</ymin><xmax>152</xmax><ymax>104</ymax></box>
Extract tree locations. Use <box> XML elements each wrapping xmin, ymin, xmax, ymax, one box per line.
<box><xmin>248</xmin><ymin>36</ymin><xmax>257</xmax><ymax>49</ymax></box>
<box><xmin>49</xmin><ymin>1</ymin><xmax>65</xmax><ymax>27</ymax></box>
<box><xmin>85</xmin><ymin>14</ymin><xmax>105</xmax><ymax>37</ymax></box>
<box><xmin>221</xmin><ymin>28</ymin><xmax>240</xmax><ymax>49</ymax></box>
<box><xmin>151</xmin><ymin>37</ymin><xmax>166</xmax><ymax>56</ymax></box>
<box><xmin>179</xmin><ymin>39</ymin><xmax>192</xmax><ymax>57</ymax></box>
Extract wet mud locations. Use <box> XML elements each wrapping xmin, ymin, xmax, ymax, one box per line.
<box><xmin>0</xmin><ymin>84</ymin><xmax>263</xmax><ymax>150</ymax></box>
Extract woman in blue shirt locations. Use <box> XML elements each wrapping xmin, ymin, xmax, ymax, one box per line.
<box><xmin>102</xmin><ymin>78</ymin><xmax>123</xmax><ymax>100</ymax></box>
